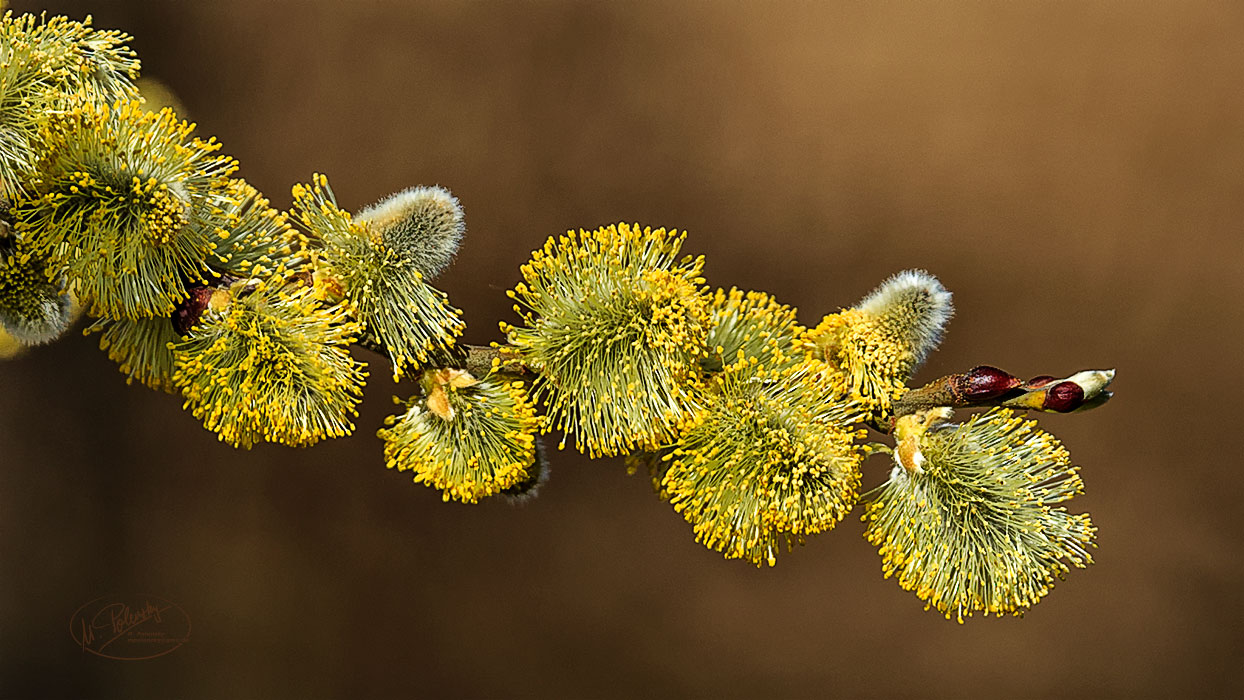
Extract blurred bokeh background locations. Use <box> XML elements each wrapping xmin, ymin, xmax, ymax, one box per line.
<box><xmin>2</xmin><ymin>1</ymin><xmax>1242</xmax><ymax>697</ymax></box>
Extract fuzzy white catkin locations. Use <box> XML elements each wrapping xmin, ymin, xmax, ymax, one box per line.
<box><xmin>856</xmin><ymin>269</ymin><xmax>954</xmax><ymax>369</ymax></box>
<box><xmin>354</xmin><ymin>185</ymin><xmax>465</xmax><ymax>280</ymax></box>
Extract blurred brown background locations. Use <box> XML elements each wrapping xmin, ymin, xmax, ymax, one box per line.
<box><xmin>2</xmin><ymin>1</ymin><xmax>1242</xmax><ymax>698</ymax></box>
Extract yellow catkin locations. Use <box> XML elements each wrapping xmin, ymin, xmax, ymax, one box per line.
<box><xmin>629</xmin><ymin>287</ymin><xmax>807</xmax><ymax>494</ymax></box>
<box><xmin>171</xmin><ymin>278</ymin><xmax>367</xmax><ymax>448</ymax></box>
<box><xmin>804</xmin><ymin>270</ymin><xmax>952</xmax><ymax>419</ymax></box>
<box><xmin>0</xmin><ymin>12</ymin><xmax>140</xmax><ymax>198</ymax></box>
<box><xmin>662</xmin><ymin>359</ymin><xmax>866</xmax><ymax>566</ymax></box>
<box><xmin>506</xmin><ymin>222</ymin><xmax>710</xmax><ymax>457</ymax></box>
<box><xmin>290</xmin><ymin>174</ymin><xmax>462</xmax><ymax>380</ymax></box>
<box><xmin>15</xmin><ymin>99</ymin><xmax>236</xmax><ymax>319</ymax></box>
<box><xmin>701</xmin><ymin>287</ymin><xmax>803</xmax><ymax>372</ymax></box>
<box><xmin>862</xmin><ymin>408</ymin><xmax>1096</xmax><ymax>622</ymax></box>
<box><xmin>209</xmin><ymin>178</ymin><xmax>305</xmax><ymax>279</ymax></box>
<box><xmin>379</xmin><ymin>374</ymin><xmax>540</xmax><ymax>503</ymax></box>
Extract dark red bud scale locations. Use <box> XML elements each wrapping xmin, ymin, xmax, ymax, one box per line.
<box><xmin>953</xmin><ymin>366</ymin><xmax>1022</xmax><ymax>402</ymax></box>
<box><xmin>172</xmin><ymin>285</ymin><xmax>215</xmax><ymax>336</ymax></box>
<box><xmin>1027</xmin><ymin>375</ymin><xmax>1057</xmax><ymax>388</ymax></box>
<box><xmin>1043</xmin><ymin>381</ymin><xmax>1085</xmax><ymax>412</ymax></box>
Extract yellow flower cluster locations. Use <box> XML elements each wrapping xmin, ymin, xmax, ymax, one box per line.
<box><xmin>209</xmin><ymin>178</ymin><xmax>305</xmax><ymax>279</ymax></box>
<box><xmin>16</xmin><ymin>100</ymin><xmax>236</xmax><ymax>319</ymax></box>
<box><xmin>171</xmin><ymin>279</ymin><xmax>367</xmax><ymax>448</ymax></box>
<box><xmin>862</xmin><ymin>408</ymin><xmax>1096</xmax><ymax>622</ymax></box>
<box><xmin>379</xmin><ymin>371</ymin><xmax>540</xmax><ymax>503</ymax></box>
<box><xmin>628</xmin><ymin>286</ymin><xmax>807</xmax><ymax>495</ymax></box>
<box><xmin>662</xmin><ymin>359</ymin><xmax>865</xmax><ymax>566</ymax></box>
<box><xmin>805</xmin><ymin>308</ymin><xmax>905</xmax><ymax>410</ymax></box>
<box><xmin>84</xmin><ymin>179</ymin><xmax>302</xmax><ymax>393</ymax></box>
<box><xmin>505</xmin><ymin>223</ymin><xmax>709</xmax><ymax>456</ymax></box>
<box><xmin>0</xmin><ymin>11</ymin><xmax>139</xmax><ymax>198</ymax></box>
<box><xmin>292</xmin><ymin>173</ymin><xmax>463</xmax><ymax>379</ymax></box>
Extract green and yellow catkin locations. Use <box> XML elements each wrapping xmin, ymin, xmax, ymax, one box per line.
<box><xmin>805</xmin><ymin>270</ymin><xmax>952</xmax><ymax>418</ymax></box>
<box><xmin>505</xmin><ymin>223</ymin><xmax>710</xmax><ymax>456</ymax></box>
<box><xmin>0</xmin><ymin>14</ymin><xmax>63</xmax><ymax>199</ymax></box>
<box><xmin>171</xmin><ymin>278</ymin><xmax>366</xmax><ymax>448</ymax></box>
<box><xmin>87</xmin><ymin>315</ymin><xmax>181</xmax><ymax>392</ymax></box>
<box><xmin>702</xmin><ymin>287</ymin><xmax>802</xmax><ymax>372</ymax></box>
<box><xmin>0</xmin><ymin>12</ymin><xmax>140</xmax><ymax>198</ymax></box>
<box><xmin>628</xmin><ymin>287</ymin><xmax>804</xmax><ymax>493</ymax></box>
<box><xmin>662</xmin><ymin>359</ymin><xmax>866</xmax><ymax>566</ymax></box>
<box><xmin>292</xmin><ymin>174</ymin><xmax>463</xmax><ymax>380</ymax></box>
<box><xmin>863</xmin><ymin>408</ymin><xmax>1096</xmax><ymax>622</ymax></box>
<box><xmin>84</xmin><ymin>181</ymin><xmax>301</xmax><ymax>392</ymax></box>
<box><xmin>379</xmin><ymin>370</ymin><xmax>539</xmax><ymax>503</ymax></box>
<box><xmin>0</xmin><ymin>237</ymin><xmax>72</xmax><ymax>344</ymax></box>
<box><xmin>15</xmin><ymin>101</ymin><xmax>236</xmax><ymax>319</ymax></box>
<box><xmin>21</xmin><ymin>13</ymin><xmax>140</xmax><ymax>103</ymax></box>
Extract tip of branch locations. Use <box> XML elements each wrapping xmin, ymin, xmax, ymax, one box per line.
<box><xmin>1003</xmin><ymin>368</ymin><xmax>1115</xmax><ymax>413</ymax></box>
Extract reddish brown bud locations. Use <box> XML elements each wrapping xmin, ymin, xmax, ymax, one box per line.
<box><xmin>952</xmin><ymin>365</ymin><xmax>1022</xmax><ymax>402</ymax></box>
<box><xmin>1043</xmin><ymin>381</ymin><xmax>1085</xmax><ymax>412</ymax></box>
<box><xmin>1027</xmin><ymin>375</ymin><xmax>1057</xmax><ymax>388</ymax></box>
<box><xmin>172</xmin><ymin>286</ymin><xmax>215</xmax><ymax>336</ymax></box>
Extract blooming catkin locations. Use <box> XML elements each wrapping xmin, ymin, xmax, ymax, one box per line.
<box><xmin>862</xmin><ymin>408</ymin><xmax>1096</xmax><ymax>622</ymax></box>
<box><xmin>171</xmin><ymin>278</ymin><xmax>366</xmax><ymax>448</ymax></box>
<box><xmin>505</xmin><ymin>223</ymin><xmax>710</xmax><ymax>457</ymax></box>
<box><xmin>662</xmin><ymin>359</ymin><xmax>866</xmax><ymax>566</ymax></box>
<box><xmin>15</xmin><ymin>101</ymin><xmax>236</xmax><ymax>319</ymax></box>
<box><xmin>702</xmin><ymin>287</ymin><xmax>803</xmax><ymax>372</ymax></box>
<box><xmin>379</xmin><ymin>371</ymin><xmax>539</xmax><ymax>503</ymax></box>
<box><xmin>628</xmin><ymin>287</ymin><xmax>805</xmax><ymax>495</ymax></box>
<box><xmin>210</xmin><ymin>178</ymin><xmax>305</xmax><ymax>280</ymax></box>
<box><xmin>805</xmin><ymin>269</ymin><xmax>952</xmax><ymax>417</ymax></box>
<box><xmin>292</xmin><ymin>174</ymin><xmax>463</xmax><ymax>380</ymax></box>
<box><xmin>0</xmin><ymin>12</ymin><xmax>140</xmax><ymax>198</ymax></box>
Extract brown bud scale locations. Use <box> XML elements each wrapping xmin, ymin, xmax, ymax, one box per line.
<box><xmin>172</xmin><ymin>286</ymin><xmax>215</xmax><ymax>336</ymax></box>
<box><xmin>952</xmin><ymin>365</ymin><xmax>1022</xmax><ymax>402</ymax></box>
